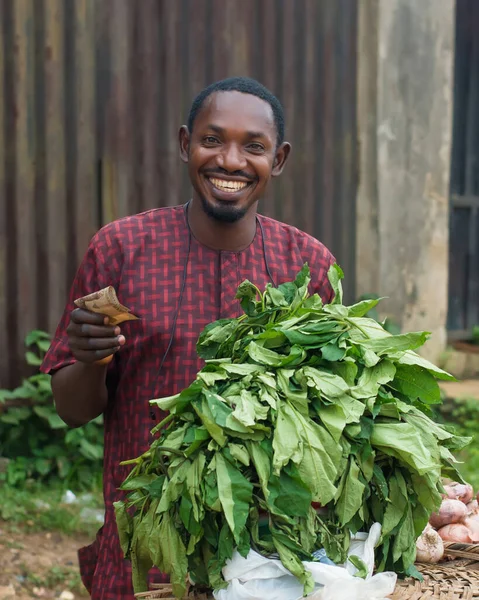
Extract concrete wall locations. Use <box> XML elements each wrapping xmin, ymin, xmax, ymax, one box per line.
<box><xmin>356</xmin><ymin>0</ymin><xmax>455</xmax><ymax>362</ymax></box>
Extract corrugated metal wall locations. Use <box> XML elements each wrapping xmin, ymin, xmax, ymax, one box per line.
<box><xmin>0</xmin><ymin>0</ymin><xmax>358</xmax><ymax>387</ymax></box>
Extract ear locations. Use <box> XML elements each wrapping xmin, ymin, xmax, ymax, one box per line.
<box><xmin>179</xmin><ymin>126</ymin><xmax>190</xmax><ymax>163</ymax></box>
<box><xmin>271</xmin><ymin>142</ymin><xmax>291</xmax><ymax>177</ymax></box>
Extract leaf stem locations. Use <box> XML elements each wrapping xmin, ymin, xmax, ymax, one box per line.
<box><xmin>150</xmin><ymin>412</ymin><xmax>177</xmax><ymax>435</ymax></box>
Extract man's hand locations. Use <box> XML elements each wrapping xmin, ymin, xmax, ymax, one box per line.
<box><xmin>66</xmin><ymin>308</ymin><xmax>126</xmax><ymax>364</ymax></box>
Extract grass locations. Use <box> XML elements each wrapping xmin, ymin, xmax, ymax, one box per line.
<box><xmin>19</xmin><ymin>563</ymin><xmax>85</xmax><ymax>596</ymax></box>
<box><xmin>0</xmin><ymin>482</ymin><xmax>103</xmax><ymax>539</ymax></box>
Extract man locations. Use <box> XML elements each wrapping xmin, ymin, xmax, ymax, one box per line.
<box><xmin>41</xmin><ymin>76</ymin><xmax>335</xmax><ymax>599</ymax></box>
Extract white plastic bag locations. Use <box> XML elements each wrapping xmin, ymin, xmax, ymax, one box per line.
<box><xmin>213</xmin><ymin>523</ymin><xmax>397</xmax><ymax>600</ymax></box>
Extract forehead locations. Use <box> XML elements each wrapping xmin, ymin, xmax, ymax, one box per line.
<box><xmin>195</xmin><ymin>91</ymin><xmax>276</xmax><ymax>139</ymax></box>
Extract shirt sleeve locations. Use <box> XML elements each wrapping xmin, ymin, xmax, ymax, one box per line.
<box><xmin>41</xmin><ymin>227</ymin><xmax>121</xmax><ymax>375</ymax></box>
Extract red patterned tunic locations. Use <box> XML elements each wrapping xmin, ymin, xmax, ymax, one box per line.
<box><xmin>41</xmin><ymin>204</ymin><xmax>335</xmax><ymax>599</ymax></box>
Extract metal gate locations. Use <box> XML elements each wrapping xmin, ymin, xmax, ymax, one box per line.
<box><xmin>448</xmin><ymin>0</ymin><xmax>479</xmax><ymax>338</ymax></box>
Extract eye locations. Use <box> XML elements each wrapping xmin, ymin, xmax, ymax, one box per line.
<box><xmin>203</xmin><ymin>136</ymin><xmax>220</xmax><ymax>145</ymax></box>
<box><xmin>248</xmin><ymin>143</ymin><xmax>265</xmax><ymax>153</ymax></box>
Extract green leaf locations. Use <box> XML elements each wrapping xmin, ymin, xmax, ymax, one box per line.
<box><xmin>268</xmin><ymin>463</ymin><xmax>312</xmax><ymax>517</ymax></box>
<box><xmin>183</xmin><ymin>426</ymin><xmax>210</xmax><ymax>456</ymax></box>
<box><xmin>215</xmin><ymin>452</ymin><xmax>253</xmax><ymax>544</ymax></box>
<box><xmin>131</xmin><ymin>510</ymin><xmax>154</xmax><ymax>593</ymax></box>
<box><xmin>302</xmin><ymin>366</ymin><xmax>350</xmax><ymax>398</ymax></box>
<box><xmin>388</xmin><ymin>364</ymin><xmax>441</xmax><ymax>404</ymax></box>
<box><xmin>393</xmin><ymin>503</ymin><xmax>415</xmax><ymax>565</ymax></box>
<box><xmin>114</xmin><ymin>500</ymin><xmax>132</xmax><ymax>557</ymax></box>
<box><xmin>398</xmin><ymin>350</ymin><xmax>455</xmax><ymax>381</ymax></box>
<box><xmin>272</xmin><ymin>533</ymin><xmax>314</xmax><ymax>594</ymax></box>
<box><xmin>47</xmin><ymin>412</ymin><xmax>67</xmax><ymax>429</ymax></box>
<box><xmin>157</xmin><ymin>461</ymin><xmax>191</xmax><ymax>513</ymax></box>
<box><xmin>25</xmin><ymin>329</ymin><xmax>51</xmax><ymax>346</ymax></box>
<box><xmin>120</xmin><ymin>474</ymin><xmax>158</xmax><ymax>491</ymax></box>
<box><xmin>186</xmin><ymin>454</ymin><xmax>206</xmax><ymax>522</ymax></box>
<box><xmin>246</xmin><ymin>440</ymin><xmax>271</xmax><ymax>500</ymax></box>
<box><xmin>335</xmin><ymin>458</ymin><xmax>365</xmax><ymax>526</ymax></box>
<box><xmin>235</xmin><ymin>280</ymin><xmax>261</xmax><ymax>316</ymax></box>
<box><xmin>371</xmin><ymin>422</ymin><xmax>440</xmax><ymax>474</ymax></box>
<box><xmin>353</xmin><ymin>360</ymin><xmax>396</xmax><ymax>398</ymax></box>
<box><xmin>197</xmin><ymin>319</ymin><xmax>240</xmax><ymax>359</ymax></box>
<box><xmin>334</xmin><ymin>394</ymin><xmax>366</xmax><ymax>424</ymax></box>
<box><xmin>382</xmin><ymin>472</ymin><xmax>408</xmax><ymax>536</ymax></box>
<box><xmin>330</xmin><ymin>360</ymin><xmax>358</xmax><ymax>386</ymax></box>
<box><xmin>283</xmin><ymin>404</ymin><xmax>340</xmax><ymax>504</ymax></box>
<box><xmin>193</xmin><ymin>396</ymin><xmax>227</xmax><ymax>447</ymax></box>
<box><xmin>327</xmin><ymin>263</ymin><xmax>344</xmax><ymax>305</ymax></box>
<box><xmin>145</xmin><ymin>475</ymin><xmax>166</xmax><ymax>499</ymax></box>
<box><xmin>316</xmin><ymin>403</ymin><xmax>347</xmax><ymax>442</ymax></box>
<box><xmin>348</xmin><ymin>555</ymin><xmax>368</xmax><ymax>579</ymax></box>
<box><xmin>321</xmin><ymin>342</ymin><xmax>346</xmax><ymax>362</ymax></box>
<box><xmin>153</xmin><ymin>514</ymin><xmax>188</xmax><ymax>598</ymax></box>
<box><xmin>79</xmin><ymin>438</ymin><xmax>104</xmax><ymax>460</ymax></box>
<box><xmin>357</xmin><ymin>331</ymin><xmax>430</xmax><ymax>355</ymax></box>
<box><xmin>228</xmin><ymin>443</ymin><xmax>250</xmax><ymax>466</ymax></box>
<box><xmin>347</xmin><ymin>298</ymin><xmax>381</xmax><ymax>318</ymax></box>
<box><xmin>4</xmin><ymin>407</ymin><xmax>31</xmax><ymax>422</ymax></box>
<box><xmin>25</xmin><ymin>351</ymin><xmax>42</xmax><ymax>366</ymax></box>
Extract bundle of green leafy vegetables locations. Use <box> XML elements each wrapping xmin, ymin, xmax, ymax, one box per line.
<box><xmin>115</xmin><ymin>264</ymin><xmax>470</xmax><ymax>598</ymax></box>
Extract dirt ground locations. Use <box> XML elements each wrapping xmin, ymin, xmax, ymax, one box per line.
<box><xmin>440</xmin><ymin>378</ymin><xmax>479</xmax><ymax>400</ymax></box>
<box><xmin>0</xmin><ymin>526</ymin><xmax>91</xmax><ymax>599</ymax></box>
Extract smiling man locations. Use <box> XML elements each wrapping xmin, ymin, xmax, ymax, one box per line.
<box><xmin>41</xmin><ymin>77</ymin><xmax>335</xmax><ymax>599</ymax></box>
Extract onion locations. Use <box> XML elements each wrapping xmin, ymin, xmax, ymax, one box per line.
<box><xmin>442</xmin><ymin>483</ymin><xmax>474</xmax><ymax>504</ymax></box>
<box><xmin>437</xmin><ymin>523</ymin><xmax>473</xmax><ymax>543</ymax></box>
<box><xmin>464</xmin><ymin>516</ymin><xmax>479</xmax><ymax>543</ymax></box>
<box><xmin>429</xmin><ymin>499</ymin><xmax>467</xmax><ymax>529</ymax></box>
<box><xmin>466</xmin><ymin>499</ymin><xmax>479</xmax><ymax>516</ymax></box>
<box><xmin>416</xmin><ymin>527</ymin><xmax>444</xmax><ymax>563</ymax></box>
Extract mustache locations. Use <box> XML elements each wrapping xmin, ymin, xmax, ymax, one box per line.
<box><xmin>202</xmin><ymin>169</ymin><xmax>256</xmax><ymax>182</ymax></box>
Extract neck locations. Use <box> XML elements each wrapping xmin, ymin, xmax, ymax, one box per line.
<box><xmin>186</xmin><ymin>198</ymin><xmax>258</xmax><ymax>251</ymax></box>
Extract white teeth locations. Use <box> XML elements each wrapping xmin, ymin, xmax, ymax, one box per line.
<box><xmin>209</xmin><ymin>177</ymin><xmax>248</xmax><ymax>193</ymax></box>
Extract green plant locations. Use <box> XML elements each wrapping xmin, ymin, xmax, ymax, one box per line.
<box><xmin>433</xmin><ymin>396</ymin><xmax>479</xmax><ymax>490</ymax></box>
<box><xmin>20</xmin><ymin>562</ymin><xmax>86</xmax><ymax>595</ymax></box>
<box><xmin>356</xmin><ymin>293</ymin><xmax>401</xmax><ymax>335</ymax></box>
<box><xmin>0</xmin><ymin>331</ymin><xmax>104</xmax><ymax>489</ymax></box>
<box><xmin>0</xmin><ymin>483</ymin><xmax>102</xmax><ymax>538</ymax></box>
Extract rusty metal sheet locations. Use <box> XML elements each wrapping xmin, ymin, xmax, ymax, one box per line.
<box><xmin>73</xmin><ymin>0</ymin><xmax>97</xmax><ymax>267</ymax></box>
<box><xmin>0</xmin><ymin>0</ymin><xmax>7</xmax><ymax>386</ymax></box>
<box><xmin>44</xmin><ymin>0</ymin><xmax>67</xmax><ymax>333</ymax></box>
<box><xmin>13</xmin><ymin>0</ymin><xmax>38</xmax><ymax>378</ymax></box>
<box><xmin>0</xmin><ymin>0</ymin><xmax>359</xmax><ymax>386</ymax></box>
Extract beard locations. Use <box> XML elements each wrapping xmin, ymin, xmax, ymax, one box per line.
<box><xmin>198</xmin><ymin>192</ymin><xmax>249</xmax><ymax>223</ymax></box>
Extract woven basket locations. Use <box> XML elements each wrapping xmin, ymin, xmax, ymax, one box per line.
<box><xmin>135</xmin><ymin>544</ymin><xmax>479</xmax><ymax>600</ymax></box>
<box><xmin>390</xmin><ymin>543</ymin><xmax>479</xmax><ymax>600</ymax></box>
<box><xmin>135</xmin><ymin>582</ymin><xmax>213</xmax><ymax>599</ymax></box>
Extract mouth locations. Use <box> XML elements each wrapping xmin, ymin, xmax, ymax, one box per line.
<box><xmin>206</xmin><ymin>176</ymin><xmax>253</xmax><ymax>196</ymax></box>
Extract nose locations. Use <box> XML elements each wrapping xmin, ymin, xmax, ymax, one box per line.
<box><xmin>216</xmin><ymin>143</ymin><xmax>247</xmax><ymax>172</ymax></box>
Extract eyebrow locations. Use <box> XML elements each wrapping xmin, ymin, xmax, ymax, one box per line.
<box><xmin>206</xmin><ymin>124</ymin><xmax>267</xmax><ymax>140</ymax></box>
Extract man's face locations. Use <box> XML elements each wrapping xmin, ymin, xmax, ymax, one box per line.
<box><xmin>179</xmin><ymin>91</ymin><xmax>290</xmax><ymax>223</ymax></box>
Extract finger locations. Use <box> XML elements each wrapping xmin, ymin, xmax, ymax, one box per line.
<box><xmin>71</xmin><ymin>322</ymin><xmax>121</xmax><ymax>338</ymax></box>
<box><xmin>72</xmin><ymin>347</ymin><xmax>120</xmax><ymax>364</ymax></box>
<box><xmin>70</xmin><ymin>336</ymin><xmax>125</xmax><ymax>351</ymax></box>
<box><xmin>70</xmin><ymin>308</ymin><xmax>110</xmax><ymax>326</ymax></box>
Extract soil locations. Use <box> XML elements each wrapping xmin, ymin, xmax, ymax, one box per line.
<box><xmin>440</xmin><ymin>378</ymin><xmax>479</xmax><ymax>401</ymax></box>
<box><xmin>0</xmin><ymin>525</ymin><xmax>91</xmax><ymax>599</ymax></box>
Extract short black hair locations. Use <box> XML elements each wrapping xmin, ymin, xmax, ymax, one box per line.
<box><xmin>187</xmin><ymin>76</ymin><xmax>285</xmax><ymax>145</ymax></box>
